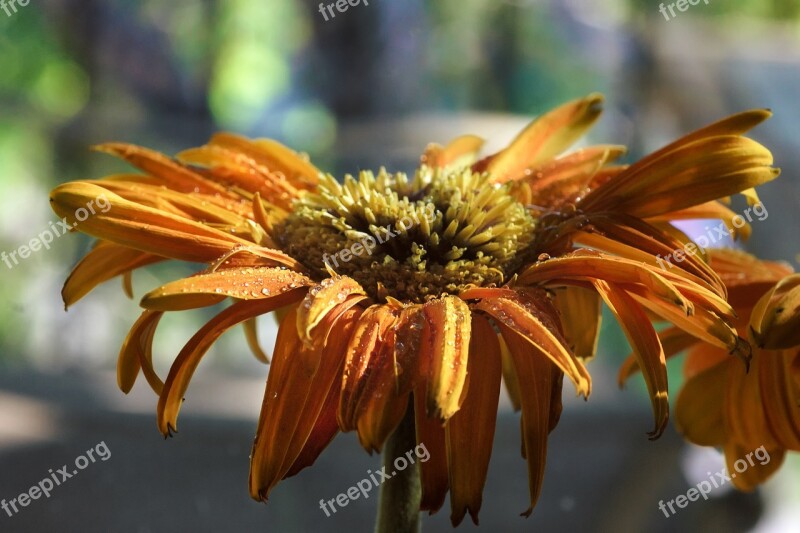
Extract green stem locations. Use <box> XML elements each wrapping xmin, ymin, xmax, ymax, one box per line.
<box><xmin>375</xmin><ymin>404</ymin><xmax>421</xmax><ymax>533</ymax></box>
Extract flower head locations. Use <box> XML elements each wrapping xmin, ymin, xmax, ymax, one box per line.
<box><xmin>669</xmin><ymin>250</ymin><xmax>800</xmax><ymax>490</ymax></box>
<box><xmin>50</xmin><ymin>94</ymin><xmax>782</xmax><ymax>524</ymax></box>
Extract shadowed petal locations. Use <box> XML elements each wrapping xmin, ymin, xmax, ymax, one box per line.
<box><xmin>414</xmin><ymin>391</ymin><xmax>449</xmax><ymax>514</ymax></box>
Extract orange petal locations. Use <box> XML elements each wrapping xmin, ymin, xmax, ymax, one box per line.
<box><xmin>592</xmin><ymin>281</ymin><xmax>669</xmax><ymax>438</ymax></box>
<box><xmin>93</xmin><ymin>143</ymin><xmax>231</xmax><ymax>196</ymax></box>
<box><xmin>474</xmin><ymin>294</ymin><xmax>590</xmax><ymax>397</ymax></box>
<box><xmin>243</xmin><ymin>318</ymin><xmax>270</xmax><ymax>364</ymax></box>
<box><xmin>50</xmin><ymin>183</ymin><xmax>259</xmax><ymax>264</ymax></box>
<box><xmin>157</xmin><ymin>289</ymin><xmax>306</xmax><ymax>436</ymax></box>
<box><xmin>551</xmin><ymin>286</ymin><xmax>602</xmax><ymax>361</ymax></box>
<box><xmin>414</xmin><ymin>391</ymin><xmax>449</xmax><ymax>514</ymax></box>
<box><xmin>446</xmin><ymin>314</ymin><xmax>502</xmax><ymax>526</ymax></box>
<box><xmin>62</xmin><ymin>241</ymin><xmax>162</xmax><ymax>308</ymax></box>
<box><xmin>420</xmin><ymin>296</ymin><xmax>472</xmax><ymax>420</ymax></box>
<box><xmin>117</xmin><ymin>310</ymin><xmax>164</xmax><ymax>395</ymax></box>
<box><xmin>497</xmin><ymin>324</ymin><xmax>559</xmax><ymax>517</ymax></box>
<box><xmin>209</xmin><ymin>133</ymin><xmax>321</xmax><ymax>188</ymax></box>
<box><xmin>338</xmin><ymin>306</ymin><xmax>397</xmax><ymax>431</ymax></box>
<box><xmin>141</xmin><ymin>266</ymin><xmax>312</xmax><ymax>311</ymax></box>
<box><xmin>355</xmin><ymin>315</ymin><xmax>412</xmax><ymax>453</ymax></box>
<box><xmin>674</xmin><ymin>360</ymin><xmax>727</xmax><ymax>447</ymax></box>
<box><xmin>479</xmin><ymin>93</ymin><xmax>604</xmax><ymax>183</ymax></box>
<box><xmin>619</xmin><ymin>327</ymin><xmax>698</xmax><ymax>386</ymax></box>
<box><xmin>724</xmin><ymin>443</ymin><xmax>784</xmax><ymax>491</ymax></box>
<box><xmin>421</xmin><ymin>135</ymin><xmax>485</xmax><ymax>170</ymax></box>
<box><xmin>250</xmin><ymin>306</ymin><xmax>359</xmax><ymax>500</ymax></box>
<box><xmin>517</xmin><ymin>250</ymin><xmax>692</xmax><ymax>315</ymax></box>
<box><xmin>296</xmin><ymin>276</ymin><xmax>368</xmax><ymax>347</ymax></box>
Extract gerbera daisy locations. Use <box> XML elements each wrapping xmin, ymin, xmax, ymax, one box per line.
<box><xmin>650</xmin><ymin>249</ymin><xmax>800</xmax><ymax>489</ymax></box>
<box><xmin>50</xmin><ymin>94</ymin><xmax>779</xmax><ymax>528</ymax></box>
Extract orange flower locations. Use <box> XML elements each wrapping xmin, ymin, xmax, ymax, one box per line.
<box><xmin>50</xmin><ymin>94</ymin><xmax>780</xmax><ymax>524</ymax></box>
<box><xmin>667</xmin><ymin>250</ymin><xmax>800</xmax><ymax>490</ymax></box>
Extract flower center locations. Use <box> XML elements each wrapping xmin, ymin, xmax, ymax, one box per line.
<box><xmin>275</xmin><ymin>167</ymin><xmax>536</xmax><ymax>302</ymax></box>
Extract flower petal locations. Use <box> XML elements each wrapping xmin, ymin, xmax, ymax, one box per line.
<box><xmin>414</xmin><ymin>391</ymin><xmax>449</xmax><ymax>514</ymax></box>
<box><xmin>50</xmin><ymin>183</ymin><xmax>282</xmax><ymax>265</ymax></box>
<box><xmin>208</xmin><ymin>133</ymin><xmax>321</xmax><ymax>188</ymax></box>
<box><xmin>551</xmin><ymin>286</ymin><xmax>602</xmax><ymax>361</ymax></box>
<box><xmin>141</xmin><ymin>267</ymin><xmax>312</xmax><ymax>311</ymax></box>
<box><xmin>479</xmin><ymin>93</ymin><xmax>604</xmax><ymax>183</ymax></box>
<box><xmin>338</xmin><ymin>306</ymin><xmax>397</xmax><ymax>431</ymax></box>
<box><xmin>157</xmin><ymin>289</ymin><xmax>306</xmax><ymax>436</ymax></box>
<box><xmin>63</xmin><ymin>241</ymin><xmax>162</xmax><ymax>309</ymax></box>
<box><xmin>420</xmin><ymin>296</ymin><xmax>472</xmax><ymax>420</ymax></box>
<box><xmin>674</xmin><ymin>361</ymin><xmax>728</xmax><ymax>447</ymax></box>
<box><xmin>296</xmin><ymin>276</ymin><xmax>368</xmax><ymax>347</ymax></box>
<box><xmin>117</xmin><ymin>310</ymin><xmax>164</xmax><ymax>394</ymax></box>
<box><xmin>250</xmin><ymin>306</ymin><xmax>359</xmax><ymax>500</ymax></box>
<box><xmin>474</xmin><ymin>293</ymin><xmax>590</xmax><ymax>397</ymax></box>
<box><xmin>446</xmin><ymin>314</ymin><xmax>502</xmax><ymax>526</ymax></box>
<box><xmin>421</xmin><ymin>135</ymin><xmax>485</xmax><ymax>170</ymax></box>
<box><xmin>497</xmin><ymin>324</ymin><xmax>560</xmax><ymax>517</ymax></box>
<box><xmin>93</xmin><ymin>143</ymin><xmax>230</xmax><ymax>196</ymax></box>
<box><xmin>592</xmin><ymin>281</ymin><xmax>669</xmax><ymax>438</ymax></box>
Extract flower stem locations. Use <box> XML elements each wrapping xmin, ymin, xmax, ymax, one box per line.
<box><xmin>375</xmin><ymin>404</ymin><xmax>421</xmax><ymax>533</ymax></box>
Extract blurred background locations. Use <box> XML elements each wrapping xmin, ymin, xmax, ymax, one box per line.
<box><xmin>1</xmin><ymin>0</ymin><xmax>799</xmax><ymax>531</ymax></box>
